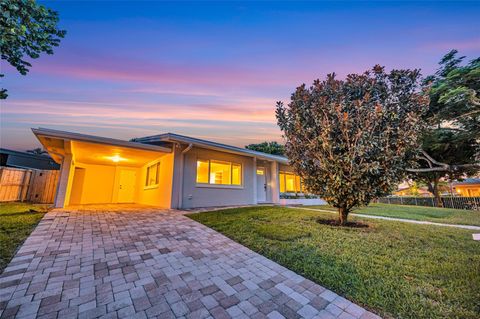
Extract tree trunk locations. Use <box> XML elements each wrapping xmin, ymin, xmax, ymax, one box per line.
<box><xmin>338</xmin><ymin>207</ymin><xmax>349</xmax><ymax>225</ymax></box>
<box><xmin>425</xmin><ymin>175</ymin><xmax>443</xmax><ymax>208</ymax></box>
<box><xmin>432</xmin><ymin>176</ymin><xmax>443</xmax><ymax>208</ymax></box>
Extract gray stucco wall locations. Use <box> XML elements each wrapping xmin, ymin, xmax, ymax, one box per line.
<box><xmin>181</xmin><ymin>147</ymin><xmax>256</xmax><ymax>209</ymax></box>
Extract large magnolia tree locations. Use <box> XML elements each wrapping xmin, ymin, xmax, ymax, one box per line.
<box><xmin>276</xmin><ymin>66</ymin><xmax>428</xmax><ymax>224</ymax></box>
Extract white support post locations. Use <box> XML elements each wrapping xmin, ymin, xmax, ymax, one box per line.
<box><xmin>252</xmin><ymin>157</ymin><xmax>257</xmax><ymax>204</ymax></box>
<box><xmin>54</xmin><ymin>153</ymin><xmax>73</xmax><ymax>208</ymax></box>
<box><xmin>270</xmin><ymin>161</ymin><xmax>280</xmax><ymax>204</ymax></box>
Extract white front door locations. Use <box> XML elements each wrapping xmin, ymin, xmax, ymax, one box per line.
<box><xmin>117</xmin><ymin>169</ymin><xmax>136</xmax><ymax>203</ymax></box>
<box><xmin>256</xmin><ymin>167</ymin><xmax>267</xmax><ymax>202</ymax></box>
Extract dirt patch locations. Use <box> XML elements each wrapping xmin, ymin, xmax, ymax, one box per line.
<box><xmin>316</xmin><ymin>218</ymin><xmax>370</xmax><ymax>228</ymax></box>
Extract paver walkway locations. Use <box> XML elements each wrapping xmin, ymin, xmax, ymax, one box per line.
<box><xmin>289</xmin><ymin>206</ymin><xmax>480</xmax><ymax>230</ymax></box>
<box><xmin>0</xmin><ymin>207</ymin><xmax>380</xmax><ymax>319</ymax></box>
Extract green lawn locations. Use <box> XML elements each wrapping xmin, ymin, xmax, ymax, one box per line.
<box><xmin>0</xmin><ymin>202</ymin><xmax>50</xmax><ymax>272</ymax></box>
<box><xmin>188</xmin><ymin>206</ymin><xmax>480</xmax><ymax>319</ymax></box>
<box><xmin>307</xmin><ymin>203</ymin><xmax>480</xmax><ymax>226</ymax></box>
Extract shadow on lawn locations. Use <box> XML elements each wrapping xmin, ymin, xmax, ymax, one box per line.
<box><xmin>315</xmin><ymin>218</ymin><xmax>370</xmax><ymax>228</ymax></box>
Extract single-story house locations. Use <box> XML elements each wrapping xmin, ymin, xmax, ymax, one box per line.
<box><xmin>33</xmin><ymin>128</ymin><xmax>325</xmax><ymax>209</ymax></box>
<box><xmin>453</xmin><ymin>178</ymin><xmax>480</xmax><ymax>197</ymax></box>
<box><xmin>0</xmin><ymin>148</ymin><xmax>60</xmax><ymax>170</ymax></box>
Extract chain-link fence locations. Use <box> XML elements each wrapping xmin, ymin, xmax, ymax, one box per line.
<box><xmin>377</xmin><ymin>196</ymin><xmax>480</xmax><ymax>211</ymax></box>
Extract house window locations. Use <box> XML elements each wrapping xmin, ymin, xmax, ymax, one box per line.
<box><xmin>145</xmin><ymin>162</ymin><xmax>160</xmax><ymax>187</ymax></box>
<box><xmin>279</xmin><ymin>171</ymin><xmax>304</xmax><ymax>193</ymax></box>
<box><xmin>196</xmin><ymin>160</ymin><xmax>209</xmax><ymax>183</ymax></box>
<box><xmin>196</xmin><ymin>159</ymin><xmax>242</xmax><ymax>186</ymax></box>
<box><xmin>232</xmin><ymin>164</ymin><xmax>241</xmax><ymax>185</ymax></box>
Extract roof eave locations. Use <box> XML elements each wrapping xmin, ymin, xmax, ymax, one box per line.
<box><xmin>32</xmin><ymin>128</ymin><xmax>172</xmax><ymax>153</ymax></box>
<box><xmin>140</xmin><ymin>134</ymin><xmax>289</xmax><ymax>164</ymax></box>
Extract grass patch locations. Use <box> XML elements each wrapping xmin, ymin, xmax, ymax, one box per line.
<box><xmin>254</xmin><ymin>223</ymin><xmax>311</xmax><ymax>241</ymax></box>
<box><xmin>307</xmin><ymin>203</ymin><xmax>480</xmax><ymax>226</ymax></box>
<box><xmin>187</xmin><ymin>206</ymin><xmax>480</xmax><ymax>319</ymax></box>
<box><xmin>0</xmin><ymin>202</ymin><xmax>49</xmax><ymax>272</ymax></box>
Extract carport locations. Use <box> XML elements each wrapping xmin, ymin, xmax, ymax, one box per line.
<box><xmin>32</xmin><ymin>128</ymin><xmax>173</xmax><ymax>208</ymax></box>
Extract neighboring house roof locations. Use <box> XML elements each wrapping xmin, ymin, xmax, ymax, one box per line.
<box><xmin>134</xmin><ymin>132</ymin><xmax>289</xmax><ymax>164</ymax></box>
<box><xmin>0</xmin><ymin>148</ymin><xmax>60</xmax><ymax>170</ymax></box>
<box><xmin>453</xmin><ymin>178</ymin><xmax>480</xmax><ymax>186</ymax></box>
<box><xmin>32</xmin><ymin>128</ymin><xmax>172</xmax><ymax>153</ymax></box>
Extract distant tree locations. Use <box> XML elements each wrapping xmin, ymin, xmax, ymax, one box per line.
<box><xmin>1</xmin><ymin>0</ymin><xmax>66</xmax><ymax>99</ymax></box>
<box><xmin>26</xmin><ymin>147</ymin><xmax>48</xmax><ymax>155</ymax></box>
<box><xmin>408</xmin><ymin>50</ymin><xmax>480</xmax><ymax>205</ymax></box>
<box><xmin>277</xmin><ymin>66</ymin><xmax>427</xmax><ymax>225</ymax></box>
<box><xmin>245</xmin><ymin>141</ymin><xmax>285</xmax><ymax>155</ymax></box>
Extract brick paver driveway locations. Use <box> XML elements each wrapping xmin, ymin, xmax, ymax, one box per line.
<box><xmin>0</xmin><ymin>207</ymin><xmax>380</xmax><ymax>319</ymax></box>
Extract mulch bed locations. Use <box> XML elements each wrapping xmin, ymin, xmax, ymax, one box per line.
<box><xmin>316</xmin><ymin>218</ymin><xmax>370</xmax><ymax>228</ymax></box>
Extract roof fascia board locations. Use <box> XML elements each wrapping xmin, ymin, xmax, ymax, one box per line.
<box><xmin>141</xmin><ymin>134</ymin><xmax>289</xmax><ymax>164</ymax></box>
<box><xmin>32</xmin><ymin>128</ymin><xmax>171</xmax><ymax>153</ymax></box>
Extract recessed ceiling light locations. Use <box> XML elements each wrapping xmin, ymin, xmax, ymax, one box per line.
<box><xmin>106</xmin><ymin>154</ymin><xmax>125</xmax><ymax>162</ymax></box>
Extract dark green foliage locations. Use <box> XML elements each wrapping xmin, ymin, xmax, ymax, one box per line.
<box><xmin>424</xmin><ymin>50</ymin><xmax>479</xmax><ymax>139</ymax></box>
<box><xmin>413</xmin><ymin>51</ymin><xmax>480</xmax><ymax>201</ymax></box>
<box><xmin>245</xmin><ymin>141</ymin><xmax>285</xmax><ymax>155</ymax></box>
<box><xmin>276</xmin><ymin>66</ymin><xmax>428</xmax><ymax>223</ymax></box>
<box><xmin>1</xmin><ymin>0</ymin><xmax>66</xmax><ymax>99</ymax></box>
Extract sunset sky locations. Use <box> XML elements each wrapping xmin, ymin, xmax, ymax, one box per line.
<box><xmin>1</xmin><ymin>1</ymin><xmax>479</xmax><ymax>151</ymax></box>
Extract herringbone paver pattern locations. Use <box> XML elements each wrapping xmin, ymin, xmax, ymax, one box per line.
<box><xmin>0</xmin><ymin>207</ymin><xmax>380</xmax><ymax>319</ymax></box>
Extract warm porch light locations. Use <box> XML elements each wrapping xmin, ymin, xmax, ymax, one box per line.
<box><xmin>106</xmin><ymin>154</ymin><xmax>125</xmax><ymax>162</ymax></box>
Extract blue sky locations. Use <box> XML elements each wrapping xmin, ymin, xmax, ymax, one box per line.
<box><xmin>1</xmin><ymin>1</ymin><xmax>479</xmax><ymax>150</ymax></box>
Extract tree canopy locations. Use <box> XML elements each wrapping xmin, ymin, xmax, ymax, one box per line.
<box><xmin>245</xmin><ymin>141</ymin><xmax>285</xmax><ymax>155</ymax></box>
<box><xmin>424</xmin><ymin>50</ymin><xmax>479</xmax><ymax>142</ymax></box>
<box><xmin>276</xmin><ymin>66</ymin><xmax>428</xmax><ymax>224</ymax></box>
<box><xmin>409</xmin><ymin>50</ymin><xmax>480</xmax><ymax>203</ymax></box>
<box><xmin>1</xmin><ymin>0</ymin><xmax>66</xmax><ymax>99</ymax></box>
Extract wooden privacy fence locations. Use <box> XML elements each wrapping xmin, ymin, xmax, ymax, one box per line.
<box><xmin>0</xmin><ymin>167</ymin><xmax>59</xmax><ymax>203</ymax></box>
<box><xmin>378</xmin><ymin>196</ymin><xmax>480</xmax><ymax>211</ymax></box>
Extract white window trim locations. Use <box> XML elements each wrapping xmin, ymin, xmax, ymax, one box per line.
<box><xmin>144</xmin><ymin>160</ymin><xmax>161</xmax><ymax>189</ymax></box>
<box><xmin>279</xmin><ymin>171</ymin><xmax>303</xmax><ymax>193</ymax></box>
<box><xmin>195</xmin><ymin>158</ymin><xmax>243</xmax><ymax>188</ymax></box>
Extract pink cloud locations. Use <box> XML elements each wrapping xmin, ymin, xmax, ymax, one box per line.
<box><xmin>2</xmin><ymin>98</ymin><xmax>278</xmax><ymax>123</ymax></box>
<box><xmin>30</xmin><ymin>49</ymin><xmax>303</xmax><ymax>88</ymax></box>
<box><xmin>2</xmin><ymin>99</ymin><xmax>283</xmax><ymax>149</ymax></box>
